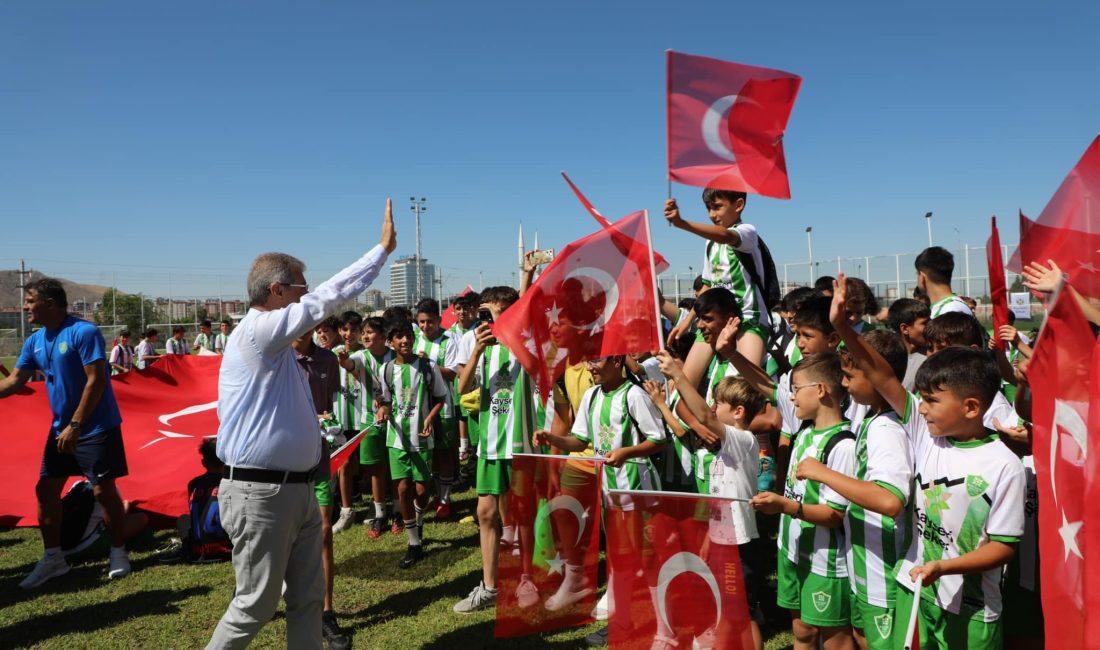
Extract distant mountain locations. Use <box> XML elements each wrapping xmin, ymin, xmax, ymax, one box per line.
<box><xmin>0</xmin><ymin>269</ymin><xmax>114</xmax><ymax>310</ymax></box>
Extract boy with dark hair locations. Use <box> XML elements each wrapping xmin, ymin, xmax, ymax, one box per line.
<box><xmin>886</xmin><ymin>298</ymin><xmax>930</xmax><ymax>391</ymax></box>
<box><xmin>829</xmin><ymin>274</ymin><xmax>1024</xmax><ymax>650</ymax></box>
<box><xmin>215</xmin><ymin>319</ymin><xmax>232</xmax><ymax>354</ymax></box>
<box><xmin>193</xmin><ymin>320</ymin><xmax>216</xmax><ymax>353</ymax></box>
<box><xmin>447</xmin><ymin>291</ymin><xmax>481</xmax><ymax>467</ymax></box>
<box><xmin>923</xmin><ymin>312</ymin><xmax>984</xmax><ymax>352</ymax></box>
<box><xmin>842</xmin><ymin>278</ymin><xmax>879</xmax><ymax>335</ymax></box>
<box><xmin>914</xmin><ymin>247</ymin><xmax>973</xmax><ymax>318</ymax></box>
<box><xmin>815</xmin><ymin>276</ymin><xmax>837</xmax><ymax>296</ymax></box>
<box><xmin>413</xmin><ymin>297</ymin><xmax>459</xmax><ymax>519</ymax></box>
<box><xmin>377</xmin><ymin>318</ymin><xmax>447</xmax><ymax>569</ymax></box>
<box><xmin>796</xmin><ymin>321</ymin><xmax>913</xmax><ymax>649</ymax></box>
<box><xmin>166</xmin><ymin>325</ymin><xmax>189</xmax><ymax>356</ymax></box>
<box><xmin>315</xmin><ymin>316</ymin><xmax>341</xmax><ymax>350</ymax></box>
<box><xmin>109</xmin><ymin>330</ymin><xmax>134</xmax><ymax>375</ymax></box>
<box><xmin>135</xmin><ymin>328</ymin><xmax>160</xmax><ymax>370</ymax></box>
<box><xmin>357</xmin><ymin>316</ymin><xmax>395</xmax><ymax>538</ymax></box>
<box><xmin>331</xmin><ymin>310</ymin><xmax>366</xmax><ymax>534</ymax></box>
<box><xmin>664</xmin><ymin>188</ymin><xmax>772</xmax><ymax>367</ymax></box>
<box><xmin>730</xmin><ymin>339</ymin><xmax>857</xmax><ymax>650</ymax></box>
<box><xmin>453</xmin><ymin>285</ymin><xmax>535</xmax><ymax>614</ymax></box>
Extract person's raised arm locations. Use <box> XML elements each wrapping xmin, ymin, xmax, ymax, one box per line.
<box><xmin>0</xmin><ymin>367</ymin><xmax>33</xmax><ymax>398</ymax></box>
<box><xmin>1023</xmin><ymin>259</ymin><xmax>1100</xmax><ymax>325</ymax></box>
<box><xmin>714</xmin><ymin>316</ymin><xmax>775</xmax><ymax>398</ymax></box>
<box><xmin>664</xmin><ymin>198</ymin><xmax>740</xmax><ymax>246</ymax></box>
<box><xmin>656</xmin><ymin>350</ymin><xmax>723</xmax><ymax>439</ymax></box>
<box><xmin>829</xmin><ymin>273</ymin><xmax>909</xmax><ymax>415</ymax></box>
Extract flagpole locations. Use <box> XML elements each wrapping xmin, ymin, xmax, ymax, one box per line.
<box><xmin>643</xmin><ymin>210</ymin><xmax>665</xmax><ymax>351</ymax></box>
<box><xmin>902</xmin><ymin>577</ymin><xmax>923</xmax><ymax>650</ymax></box>
<box><xmin>609</xmin><ymin>488</ymin><xmax>750</xmax><ymax>502</ymax></box>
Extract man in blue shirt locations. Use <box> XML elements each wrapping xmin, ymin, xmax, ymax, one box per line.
<box><xmin>0</xmin><ymin>278</ymin><xmax>132</xmax><ymax>588</ymax></box>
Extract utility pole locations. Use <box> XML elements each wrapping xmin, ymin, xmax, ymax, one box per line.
<box><xmin>112</xmin><ymin>272</ymin><xmax>118</xmax><ymax>326</ymax></box>
<box><xmin>410</xmin><ymin>197</ymin><xmax>427</xmax><ymax>303</ymax></box>
<box><xmin>18</xmin><ymin>259</ymin><xmax>27</xmax><ymax>340</ymax></box>
<box><xmin>806</xmin><ymin>227</ymin><xmax>814</xmax><ymax>285</ymax></box>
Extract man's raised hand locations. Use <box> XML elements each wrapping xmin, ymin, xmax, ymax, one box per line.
<box><xmin>380</xmin><ymin>198</ymin><xmax>397</xmax><ymax>253</ymax></box>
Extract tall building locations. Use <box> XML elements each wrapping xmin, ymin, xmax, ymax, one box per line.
<box><xmin>389</xmin><ymin>255</ymin><xmax>438</xmax><ymax>307</ymax></box>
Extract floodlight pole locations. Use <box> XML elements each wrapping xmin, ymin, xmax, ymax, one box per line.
<box><xmin>410</xmin><ymin>197</ymin><xmax>427</xmax><ymax>303</ymax></box>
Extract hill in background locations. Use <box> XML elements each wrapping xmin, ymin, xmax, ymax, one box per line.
<box><xmin>0</xmin><ymin>269</ymin><xmax>113</xmax><ymax>310</ymax></box>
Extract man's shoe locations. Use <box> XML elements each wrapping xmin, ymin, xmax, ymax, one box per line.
<box><xmin>20</xmin><ymin>553</ymin><xmax>69</xmax><ymax>589</ymax></box>
<box><xmin>322</xmin><ymin>611</ymin><xmax>351</xmax><ymax>650</ymax></box>
<box><xmin>585</xmin><ymin>626</ymin><xmax>609</xmax><ymax>647</ymax></box>
<box><xmin>453</xmin><ymin>581</ymin><xmax>498</xmax><ymax>613</ymax></box>
<box><xmin>434</xmin><ymin>503</ymin><xmax>452</xmax><ymax>520</ymax></box>
<box><xmin>367</xmin><ymin>518</ymin><xmax>384</xmax><ymax>539</ymax></box>
<box><xmin>399</xmin><ymin>544</ymin><xmax>423</xmax><ymax>569</ymax></box>
<box><xmin>515</xmin><ymin>574</ymin><xmax>539</xmax><ymax>609</ymax></box>
<box><xmin>107</xmin><ymin>547</ymin><xmax>132</xmax><ymax>580</ymax></box>
<box><xmin>332</xmin><ymin>508</ymin><xmax>355</xmax><ymax>534</ymax></box>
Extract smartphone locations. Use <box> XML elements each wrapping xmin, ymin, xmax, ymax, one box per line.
<box><xmin>477</xmin><ymin>308</ymin><xmax>494</xmax><ymax>324</ymax></box>
<box><xmin>528</xmin><ymin>248</ymin><xmax>555</xmax><ymax>266</ymax></box>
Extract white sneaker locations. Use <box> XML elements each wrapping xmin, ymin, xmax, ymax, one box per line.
<box><xmin>20</xmin><ymin>553</ymin><xmax>70</xmax><ymax>589</ymax></box>
<box><xmin>515</xmin><ymin>575</ymin><xmax>539</xmax><ymax>609</ymax></box>
<box><xmin>453</xmin><ymin>581</ymin><xmax>498</xmax><ymax>613</ymax></box>
<box><xmin>591</xmin><ymin>591</ymin><xmax>609</xmax><ymax>620</ymax></box>
<box><xmin>108</xmin><ymin>547</ymin><xmax>131</xmax><ymax>579</ymax></box>
<box><xmin>332</xmin><ymin>508</ymin><xmax>355</xmax><ymax>534</ymax></box>
<box><xmin>544</xmin><ymin>579</ymin><xmax>593</xmax><ymax>612</ymax></box>
<box><xmin>693</xmin><ymin>625</ymin><xmax>716</xmax><ymax>649</ymax></box>
<box><xmin>650</xmin><ymin>633</ymin><xmax>679</xmax><ymax>650</ymax></box>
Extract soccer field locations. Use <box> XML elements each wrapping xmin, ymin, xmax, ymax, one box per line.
<box><xmin>0</xmin><ymin>488</ymin><xmax>795</xmax><ymax>649</ymax></box>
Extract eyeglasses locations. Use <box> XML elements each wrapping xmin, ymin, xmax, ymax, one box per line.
<box><xmin>280</xmin><ymin>282</ymin><xmax>309</xmax><ymax>291</ymax></box>
<box><xmin>790</xmin><ymin>382</ymin><xmax>822</xmax><ymax>393</ymax></box>
<box><xmin>586</xmin><ymin>356</ymin><xmax>610</xmax><ymax>365</ymax></box>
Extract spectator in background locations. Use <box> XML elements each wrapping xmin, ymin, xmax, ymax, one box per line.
<box><xmin>166</xmin><ymin>326</ymin><xmax>189</xmax><ymax>356</ymax></box>
<box><xmin>214</xmin><ymin>319</ymin><xmax>232</xmax><ymax>354</ymax></box>
<box><xmin>135</xmin><ymin>328</ymin><xmax>160</xmax><ymax>370</ymax></box>
<box><xmin>193</xmin><ymin>320</ymin><xmax>216</xmax><ymax>354</ymax></box>
<box><xmin>109</xmin><ymin>330</ymin><xmax>135</xmax><ymax>375</ymax></box>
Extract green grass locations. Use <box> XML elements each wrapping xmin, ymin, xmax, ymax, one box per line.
<box><xmin>0</xmin><ymin>489</ymin><xmax>794</xmax><ymax>649</ymax></box>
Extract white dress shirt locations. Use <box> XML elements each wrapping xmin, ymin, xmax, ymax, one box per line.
<box><xmin>216</xmin><ymin>245</ymin><xmax>388</xmax><ymax>471</ymax></box>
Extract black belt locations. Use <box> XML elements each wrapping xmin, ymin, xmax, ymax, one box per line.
<box><xmin>223</xmin><ymin>466</ymin><xmax>314</xmax><ymax>484</ymax></box>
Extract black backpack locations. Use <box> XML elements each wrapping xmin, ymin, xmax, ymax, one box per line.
<box><xmin>735</xmin><ymin>234</ymin><xmax>782</xmax><ymax>314</ymax></box>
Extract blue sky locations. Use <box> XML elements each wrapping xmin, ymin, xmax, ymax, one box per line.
<box><xmin>2</xmin><ymin>1</ymin><xmax>1098</xmax><ymax>300</ymax></box>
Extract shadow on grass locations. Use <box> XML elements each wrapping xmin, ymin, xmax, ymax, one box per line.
<box><xmin>345</xmin><ymin>567</ymin><xmax>483</xmax><ymax>627</ymax></box>
<box><xmin>0</xmin><ymin>550</ymin><xmax>187</xmax><ymax>607</ymax></box>
<box><xmin>0</xmin><ymin>585</ymin><xmax>211</xmax><ymax>647</ymax></box>
<box><xmin>422</xmin><ymin>618</ymin><xmax>592</xmax><ymax>650</ymax></box>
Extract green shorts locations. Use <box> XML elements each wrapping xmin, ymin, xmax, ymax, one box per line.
<box><xmin>850</xmin><ymin>595</ymin><xmax>896</xmax><ymax>650</ymax></box>
<box><xmin>359</xmin><ymin>429</ymin><xmax>387</xmax><ymax>465</ymax></box>
<box><xmin>476</xmin><ymin>456</ymin><xmax>512</xmax><ymax>495</ymax></box>
<box><xmin>314</xmin><ymin>477</ymin><xmax>333</xmax><ymax>507</ymax></box>
<box><xmin>739</xmin><ymin>318</ymin><xmax>770</xmax><ymax>343</ymax></box>
<box><xmin>776</xmin><ymin>554</ymin><xmax>851</xmax><ymax>628</ymax></box>
<box><xmin>467</xmin><ymin>413</ymin><xmax>481</xmax><ymax>450</ymax></box>
<box><xmin>894</xmin><ymin>587</ymin><xmax>1002</xmax><ymax>650</ymax></box>
<box><xmin>388</xmin><ymin>447</ymin><xmax>433</xmax><ymax>482</ymax></box>
<box><xmin>434</xmin><ymin>417</ymin><xmax>457</xmax><ymax>450</ymax></box>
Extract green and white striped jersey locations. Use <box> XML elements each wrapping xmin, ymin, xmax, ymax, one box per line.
<box><xmin>928</xmin><ymin>294</ymin><xmax>973</xmax><ymax>319</ymax></box>
<box><xmin>845</xmin><ymin>409</ymin><xmax>913</xmax><ymax>607</ymax></box>
<box><xmin>660</xmin><ymin>390</ymin><xmax>697</xmax><ymax>491</ymax></box>
<box><xmin>703</xmin><ymin>354</ymin><xmax>740</xmax><ymax>405</ymax></box>
<box><xmin>896</xmin><ymin>392</ymin><xmax>1025</xmax><ymax>621</ymax></box>
<box><xmin>378</xmin><ymin>358</ymin><xmax>448</xmax><ymax>452</ymax></box>
<box><xmin>702</xmin><ymin>222</ymin><xmax>768</xmax><ymax>324</ymax></box>
<box><xmin>571</xmin><ymin>381</ymin><xmax>666</xmax><ymax>493</ymax></box>
<box><xmin>193</xmin><ymin>332</ymin><xmax>215</xmax><ymax>352</ymax></box>
<box><xmin>472</xmin><ymin>343</ymin><xmax>535</xmax><ymax>460</ymax></box>
<box><xmin>341</xmin><ymin>348</ymin><xmax>393</xmax><ymax>431</ymax></box>
<box><xmin>414</xmin><ymin>329</ymin><xmax>451</xmax><ymax>367</ymax></box>
<box><xmin>779</xmin><ymin>420</ymin><xmax>856</xmax><ymax>578</ymax></box>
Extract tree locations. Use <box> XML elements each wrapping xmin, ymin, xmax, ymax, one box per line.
<box><xmin>96</xmin><ymin>289</ymin><xmax>163</xmax><ymax>334</ymax></box>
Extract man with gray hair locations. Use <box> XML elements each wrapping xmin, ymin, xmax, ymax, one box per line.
<box><xmin>206</xmin><ymin>200</ymin><xmax>396</xmax><ymax>650</ymax></box>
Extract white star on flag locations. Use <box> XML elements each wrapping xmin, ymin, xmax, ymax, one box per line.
<box><xmin>1077</xmin><ymin>260</ymin><xmax>1099</xmax><ymax>273</ymax></box>
<box><xmin>1059</xmin><ymin>510</ymin><xmax>1084</xmax><ymax>560</ymax></box>
<box><xmin>545</xmin><ymin>552</ymin><xmax>566</xmax><ymax>576</ymax></box>
<box><xmin>546</xmin><ymin>302</ymin><xmax>562</xmax><ymax>325</ymax></box>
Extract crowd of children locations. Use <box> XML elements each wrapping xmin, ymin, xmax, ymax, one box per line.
<box><xmin>95</xmin><ymin>186</ymin><xmax>1062</xmax><ymax>650</ymax></box>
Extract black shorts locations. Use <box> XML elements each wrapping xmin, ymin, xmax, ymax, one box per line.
<box><xmin>737</xmin><ymin>537</ymin><xmax>763</xmax><ymax>609</ymax></box>
<box><xmin>40</xmin><ymin>427</ymin><xmax>129</xmax><ymax>485</ymax></box>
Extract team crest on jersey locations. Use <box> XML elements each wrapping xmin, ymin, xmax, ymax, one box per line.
<box><xmin>873</xmin><ymin>613</ymin><xmax>893</xmax><ymax>639</ymax></box>
<box><xmin>59</xmin><ymin>341</ymin><xmax>69</xmax><ymax>354</ymax></box>
<box><xmin>966</xmin><ymin>475</ymin><xmax>990</xmax><ymax>498</ymax></box>
<box><xmin>597</xmin><ymin>423</ymin><xmax>614</xmax><ymax>454</ymax></box>
<box><xmin>811</xmin><ymin>591</ymin><xmax>831</xmax><ymax>613</ymax></box>
<box><xmin>399</xmin><ymin>386</ymin><xmax>416</xmax><ymax>404</ymax></box>
<box><xmin>492</xmin><ymin>373</ymin><xmax>514</xmax><ymax>393</ymax></box>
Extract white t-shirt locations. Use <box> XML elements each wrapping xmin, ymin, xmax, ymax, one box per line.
<box><xmin>706</xmin><ymin>424</ymin><xmax>760</xmax><ymax>545</ymax></box>
<box><xmin>134</xmin><ymin>339</ymin><xmax>156</xmax><ymax>369</ymax></box>
<box><xmin>929</xmin><ymin>294</ymin><xmax>974</xmax><ymax>319</ymax></box>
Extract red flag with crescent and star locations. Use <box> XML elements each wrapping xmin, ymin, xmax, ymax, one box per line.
<box><xmin>1027</xmin><ymin>287</ymin><xmax>1098</xmax><ymax>646</ymax></box>
<box><xmin>1009</xmin><ymin>136</ymin><xmax>1100</xmax><ymax>298</ymax></box>
<box><xmin>605</xmin><ymin>490</ymin><xmax>754</xmax><ymax>650</ymax></box>
<box><xmin>493</xmin><ymin>210</ymin><xmax>662</xmax><ymax>400</ymax></box>
<box><xmin>495</xmin><ymin>454</ymin><xmax>604</xmax><ymax>638</ymax></box>
<box><xmin>667</xmin><ymin>50</ymin><xmax>801</xmax><ymax>199</ymax></box>
<box><xmin>987</xmin><ymin>216</ymin><xmax>1010</xmax><ymax>351</ymax></box>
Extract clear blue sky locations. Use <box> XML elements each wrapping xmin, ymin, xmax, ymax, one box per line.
<box><xmin>2</xmin><ymin>1</ymin><xmax>1098</xmax><ymax>300</ymax></box>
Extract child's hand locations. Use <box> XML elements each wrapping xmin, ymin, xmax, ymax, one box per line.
<box><xmin>909</xmin><ymin>561</ymin><xmax>942</xmax><ymax>585</ymax></box>
<box><xmin>643</xmin><ymin>379</ymin><xmax>666</xmax><ymax>403</ymax></box>
<box><xmin>998</xmin><ymin>325</ymin><xmax>1018</xmax><ymax>344</ymax></box>
<box><xmin>829</xmin><ymin>273</ymin><xmax>849</xmax><ymax>326</ymax></box>
<box><xmin>715</xmin><ymin>316</ymin><xmax>741</xmax><ymax>356</ymax></box>
<box><xmin>1022</xmin><ymin>259</ymin><xmax>1063</xmax><ymax>294</ymax></box>
<box><xmin>533</xmin><ymin>430</ymin><xmax>552</xmax><ymax>448</ymax></box>
<box><xmin>420</xmin><ymin>420</ymin><xmax>434</xmax><ymax>438</ymax></box>
<box><xmin>663</xmin><ymin>198</ymin><xmax>682</xmax><ymax>226</ymax></box>
<box><xmin>655</xmin><ymin>349</ymin><xmax>684</xmax><ymax>379</ymax></box>
<box><xmin>473</xmin><ymin>323</ymin><xmax>495</xmax><ymax>352</ymax></box>
<box><xmin>376</xmin><ymin>405</ymin><xmax>391</xmax><ymax>422</ymax></box>
<box><xmin>750</xmin><ymin>492</ymin><xmax>789</xmax><ymax>515</ymax></box>
<box><xmin>991</xmin><ymin>417</ymin><xmax>1030</xmax><ymax>446</ymax></box>
<box><xmin>604</xmin><ymin>448</ymin><xmax>628</xmax><ymax>468</ymax></box>
<box><xmin>795</xmin><ymin>457</ymin><xmax>826</xmax><ymax>482</ymax></box>
<box><xmin>337</xmin><ymin>349</ymin><xmax>349</xmax><ymax>364</ymax></box>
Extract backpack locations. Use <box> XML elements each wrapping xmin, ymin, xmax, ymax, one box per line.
<box><xmin>187</xmin><ymin>473</ymin><xmax>231</xmax><ymax>560</ymax></box>
<box><xmin>60</xmin><ymin>480</ymin><xmax>102</xmax><ymax>555</ymax></box>
<box><xmin>735</xmin><ymin>234</ymin><xmax>782</xmax><ymax>314</ymax></box>
<box><xmin>766</xmin><ymin>324</ymin><xmax>798</xmax><ymax>377</ymax></box>
<box><xmin>820</xmin><ymin>429</ymin><xmax>856</xmax><ymax>465</ymax></box>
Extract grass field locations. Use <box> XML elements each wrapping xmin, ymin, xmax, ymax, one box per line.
<box><xmin>1</xmin><ymin>489</ymin><xmax>795</xmax><ymax>649</ymax></box>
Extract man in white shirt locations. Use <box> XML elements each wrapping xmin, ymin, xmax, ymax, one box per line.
<box><xmin>205</xmin><ymin>200</ymin><xmax>395</xmax><ymax>650</ymax></box>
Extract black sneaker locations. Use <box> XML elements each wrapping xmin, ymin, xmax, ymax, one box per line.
<box><xmin>585</xmin><ymin>626</ymin><xmax>609</xmax><ymax>647</ymax></box>
<box><xmin>322</xmin><ymin>610</ymin><xmax>351</xmax><ymax>650</ymax></box>
<box><xmin>399</xmin><ymin>544</ymin><xmax>423</xmax><ymax>569</ymax></box>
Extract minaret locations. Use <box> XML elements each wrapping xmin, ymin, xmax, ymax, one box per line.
<box><xmin>518</xmin><ymin>223</ymin><xmax>526</xmax><ymax>283</ymax></box>
<box><xmin>533</xmin><ymin>230</ymin><xmax>540</xmax><ymax>252</ymax></box>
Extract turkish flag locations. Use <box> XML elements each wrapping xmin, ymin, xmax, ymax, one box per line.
<box><xmin>0</xmin><ymin>355</ymin><xmax>222</xmax><ymax>526</ymax></box>
<box><xmin>605</xmin><ymin>491</ymin><xmax>753</xmax><ymax>650</ymax></box>
<box><xmin>1027</xmin><ymin>288</ymin><xmax>1098</xmax><ymax>647</ymax></box>
<box><xmin>495</xmin><ymin>454</ymin><xmax>603</xmax><ymax>638</ymax></box>
<box><xmin>441</xmin><ymin>285</ymin><xmax>475</xmax><ymax>330</ymax></box>
<box><xmin>667</xmin><ymin>50</ymin><xmax>801</xmax><ymax>199</ymax></box>
<box><xmin>987</xmin><ymin>216</ymin><xmax>1010</xmax><ymax>351</ymax></box>
<box><xmin>493</xmin><ymin>210</ymin><xmax>662</xmax><ymax>399</ymax></box>
<box><xmin>1009</xmin><ymin>136</ymin><xmax>1100</xmax><ymax>298</ymax></box>
<box><xmin>560</xmin><ymin>172</ymin><xmax>670</xmax><ymax>274</ymax></box>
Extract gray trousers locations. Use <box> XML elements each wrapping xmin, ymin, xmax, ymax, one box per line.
<box><xmin>206</xmin><ymin>479</ymin><xmax>324</xmax><ymax>650</ymax></box>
